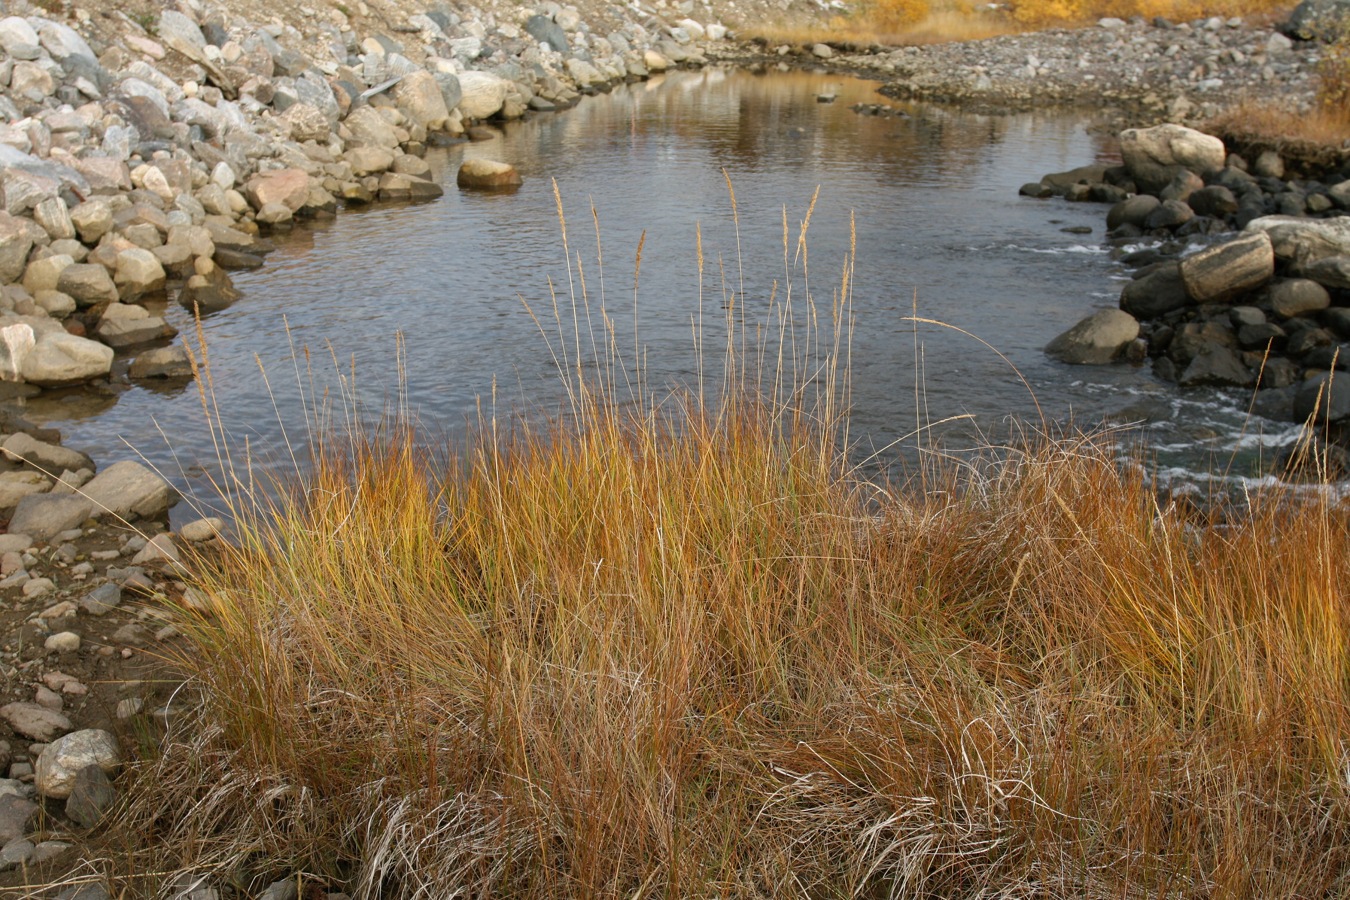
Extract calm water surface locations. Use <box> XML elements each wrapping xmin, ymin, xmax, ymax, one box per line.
<box><xmin>17</xmin><ymin>68</ymin><xmax>1303</xmax><ymax>518</ymax></box>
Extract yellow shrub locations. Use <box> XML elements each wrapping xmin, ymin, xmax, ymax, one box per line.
<box><xmin>862</xmin><ymin>0</ymin><xmax>933</xmax><ymax>29</ymax></box>
<box><xmin>1320</xmin><ymin>26</ymin><xmax>1350</xmax><ymax>114</ymax></box>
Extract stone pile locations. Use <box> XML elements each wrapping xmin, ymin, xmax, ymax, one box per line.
<box><xmin>1037</xmin><ymin>123</ymin><xmax>1350</xmax><ymax>446</ymax></box>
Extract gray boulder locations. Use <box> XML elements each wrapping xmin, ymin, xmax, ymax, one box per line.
<box><xmin>1304</xmin><ymin>256</ymin><xmax>1350</xmax><ymax>290</ymax></box>
<box><xmin>1179</xmin><ymin>232</ymin><xmax>1274</xmax><ymax>303</ymax></box>
<box><xmin>129</xmin><ymin>345</ymin><xmax>194</xmax><ymax>379</ymax></box>
<box><xmin>56</xmin><ymin>264</ymin><xmax>118</xmax><ymax>307</ymax></box>
<box><xmin>1283</xmin><ymin>0</ymin><xmax>1350</xmax><ymax>39</ymax></box>
<box><xmin>1120</xmin><ymin>262</ymin><xmax>1191</xmax><ymax>319</ymax></box>
<box><xmin>65</xmin><ymin>765</ymin><xmax>117</xmax><ymax>828</ymax></box>
<box><xmin>2</xmin><ymin>433</ymin><xmax>94</xmax><ymax>474</ymax></box>
<box><xmin>1178</xmin><ymin>344</ymin><xmax>1252</xmax><ymax>387</ymax></box>
<box><xmin>394</xmin><ymin>71</ymin><xmax>451</xmax><ymax>130</ymax></box>
<box><xmin>1270</xmin><ymin>279</ymin><xmax>1332</xmax><ymax>318</ymax></box>
<box><xmin>81</xmin><ymin>460</ymin><xmax>176</xmax><ymax>520</ymax></box>
<box><xmin>1295</xmin><ymin>371</ymin><xmax>1350</xmax><ymax>424</ymax></box>
<box><xmin>95</xmin><ymin>304</ymin><xmax>175</xmax><ymax>349</ymax></box>
<box><xmin>21</xmin><ymin>333</ymin><xmax>114</xmax><ymax>387</ymax></box>
<box><xmin>1045</xmin><ymin>308</ymin><xmax>1140</xmax><ymax>364</ymax></box>
<box><xmin>0</xmin><ymin>17</ymin><xmax>41</xmax><ymax>60</ymax></box>
<box><xmin>1106</xmin><ymin>195</ymin><xmax>1159</xmax><ymax>230</ymax></box>
<box><xmin>7</xmin><ymin>493</ymin><xmax>93</xmax><ymax>539</ymax></box>
<box><xmin>0</xmin><ymin>795</ymin><xmax>37</xmax><ymax>845</ymax></box>
<box><xmin>525</xmin><ymin>14</ymin><xmax>569</xmax><ymax>53</ymax></box>
<box><xmin>1245</xmin><ymin>216</ymin><xmax>1350</xmax><ymax>266</ymax></box>
<box><xmin>1119</xmin><ymin>124</ymin><xmax>1225</xmax><ymax>194</ymax></box>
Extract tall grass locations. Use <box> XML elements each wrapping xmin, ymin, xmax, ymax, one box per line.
<box><xmin>117</xmin><ymin>190</ymin><xmax>1350</xmax><ymax>899</ymax></box>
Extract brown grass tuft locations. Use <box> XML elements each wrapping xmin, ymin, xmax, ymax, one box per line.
<box><xmin>113</xmin><ymin>194</ymin><xmax>1350</xmax><ymax>899</ymax></box>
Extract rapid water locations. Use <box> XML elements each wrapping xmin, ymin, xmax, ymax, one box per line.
<box><xmin>15</xmin><ymin>67</ymin><xmax>1304</xmax><ymax>517</ymax></box>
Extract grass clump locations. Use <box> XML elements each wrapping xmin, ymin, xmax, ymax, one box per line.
<box><xmin>119</xmin><ymin>197</ymin><xmax>1350</xmax><ymax>898</ymax></box>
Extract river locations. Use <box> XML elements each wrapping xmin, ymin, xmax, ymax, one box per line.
<box><xmin>14</xmin><ymin>67</ymin><xmax>1305</xmax><ymax>518</ymax></box>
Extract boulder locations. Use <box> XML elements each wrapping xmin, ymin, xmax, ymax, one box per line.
<box><xmin>113</xmin><ymin>248</ymin><xmax>166</xmax><ymax>300</ymax></box>
<box><xmin>393</xmin><ymin>71</ymin><xmax>450</xmax><ymax>130</ymax></box>
<box><xmin>1244</xmin><ymin>216</ymin><xmax>1350</xmax><ymax>266</ymax></box>
<box><xmin>1106</xmin><ymin>195</ymin><xmax>1159</xmax><ymax>230</ymax></box>
<box><xmin>0</xmin><ymin>213</ymin><xmax>35</xmax><ymax>284</ymax></box>
<box><xmin>34</xmin><ymin>730</ymin><xmax>119</xmax><ymax>801</ymax></box>
<box><xmin>1188</xmin><ymin>185</ymin><xmax>1239</xmax><ymax>219</ymax></box>
<box><xmin>457</xmin><ymin>159</ymin><xmax>522</xmax><ymax>190</ymax></box>
<box><xmin>157</xmin><ymin>10</ymin><xmax>206</xmax><ymax>53</ymax></box>
<box><xmin>65</xmin><ymin>764</ymin><xmax>117</xmax><ymax>828</ymax></box>
<box><xmin>23</xmin><ymin>254</ymin><xmax>74</xmax><ymax>296</ymax></box>
<box><xmin>343</xmin><ymin>107</ymin><xmax>400</xmax><ymax>149</ymax></box>
<box><xmin>0</xmin><ymin>702</ymin><xmax>72</xmax><ymax>742</ymax></box>
<box><xmin>1045</xmin><ymin>308</ymin><xmax>1140</xmax><ymax>364</ymax></box>
<box><xmin>129</xmin><ymin>346</ymin><xmax>193</xmax><ymax>379</ymax></box>
<box><xmin>2</xmin><ymin>433</ymin><xmax>94</xmax><ymax>474</ymax></box>
<box><xmin>1295</xmin><ymin>371</ymin><xmax>1350</xmax><ymax>425</ymax></box>
<box><xmin>243</xmin><ymin>168</ymin><xmax>310</xmax><ymax>213</ymax></box>
<box><xmin>1143</xmin><ymin>199</ymin><xmax>1194</xmax><ymax>230</ymax></box>
<box><xmin>525</xmin><ymin>14</ymin><xmax>569</xmax><ymax>52</ymax></box>
<box><xmin>1119</xmin><ymin>124</ymin><xmax>1225</xmax><ymax>194</ymax></box>
<box><xmin>56</xmin><ymin>264</ymin><xmax>118</xmax><ymax>307</ymax></box>
<box><xmin>0</xmin><ymin>323</ymin><xmax>34</xmax><ymax>382</ymax></box>
<box><xmin>1283</xmin><ymin>0</ymin><xmax>1350</xmax><ymax>39</ymax></box>
<box><xmin>21</xmin><ymin>333</ymin><xmax>114</xmax><ymax>387</ymax></box>
<box><xmin>1178</xmin><ymin>344</ymin><xmax>1252</xmax><ymax>387</ymax></box>
<box><xmin>457</xmin><ymin>71</ymin><xmax>508</xmax><ymax>120</ymax></box>
<box><xmin>1270</xmin><ymin>279</ymin><xmax>1332</xmax><ymax>318</ymax></box>
<box><xmin>0</xmin><ymin>471</ymin><xmax>51</xmax><ymax>509</ymax></box>
<box><xmin>1178</xmin><ymin>232</ymin><xmax>1274</xmax><ymax>303</ymax></box>
<box><xmin>95</xmin><ymin>304</ymin><xmax>175</xmax><ymax>349</ymax></box>
<box><xmin>346</xmin><ymin>147</ymin><xmax>395</xmax><ymax>177</ymax></box>
<box><xmin>33</xmin><ymin>198</ymin><xmax>75</xmax><ymax>242</ymax></box>
<box><xmin>81</xmin><ymin>460</ymin><xmax>176</xmax><ymax>520</ymax></box>
<box><xmin>377</xmin><ymin>172</ymin><xmax>444</xmax><ymax>201</ymax></box>
<box><xmin>281</xmin><ymin>103</ymin><xmax>330</xmax><ymax>142</ymax></box>
<box><xmin>69</xmin><ymin>200</ymin><xmax>113</xmax><ymax>244</ymax></box>
<box><xmin>0</xmin><ymin>795</ymin><xmax>37</xmax><ymax>845</ymax></box>
<box><xmin>178</xmin><ymin>265</ymin><xmax>240</xmax><ymax>314</ymax></box>
<box><xmin>1304</xmin><ymin>256</ymin><xmax>1350</xmax><ymax>290</ymax></box>
<box><xmin>0</xmin><ymin>17</ymin><xmax>41</xmax><ymax>60</ymax></box>
<box><xmin>1120</xmin><ymin>262</ymin><xmax>1191</xmax><ymax>319</ymax></box>
<box><xmin>7</xmin><ymin>493</ymin><xmax>94</xmax><ymax>540</ymax></box>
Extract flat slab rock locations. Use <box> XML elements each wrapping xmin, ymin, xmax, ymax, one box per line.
<box><xmin>0</xmin><ymin>701</ymin><xmax>72</xmax><ymax>742</ymax></box>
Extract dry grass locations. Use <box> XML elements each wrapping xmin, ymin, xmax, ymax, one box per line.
<box><xmin>111</xmin><ymin>191</ymin><xmax>1350</xmax><ymax>899</ymax></box>
<box><xmin>1202</xmin><ymin>96</ymin><xmax>1350</xmax><ymax>164</ymax></box>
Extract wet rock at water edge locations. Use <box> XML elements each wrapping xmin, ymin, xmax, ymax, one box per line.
<box><xmin>457</xmin><ymin>159</ymin><xmax>522</xmax><ymax>191</ymax></box>
<box><xmin>1120</xmin><ymin>262</ymin><xmax>1192</xmax><ymax>319</ymax></box>
<box><xmin>1178</xmin><ymin>231</ymin><xmax>1274</xmax><ymax>303</ymax></box>
<box><xmin>1045</xmin><ymin>308</ymin><xmax>1140</xmax><ymax>364</ymax></box>
<box><xmin>81</xmin><ymin>460</ymin><xmax>176</xmax><ymax>521</ymax></box>
<box><xmin>130</xmin><ymin>346</ymin><xmax>194</xmax><ymax>380</ymax></box>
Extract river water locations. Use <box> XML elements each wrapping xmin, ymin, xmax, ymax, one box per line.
<box><xmin>16</xmin><ymin>67</ymin><xmax>1306</xmax><ymax>517</ymax></box>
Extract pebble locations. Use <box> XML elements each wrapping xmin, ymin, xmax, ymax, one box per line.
<box><xmin>44</xmin><ymin>631</ymin><xmax>81</xmax><ymax>653</ymax></box>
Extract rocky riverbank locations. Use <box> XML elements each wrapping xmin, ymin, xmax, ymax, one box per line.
<box><xmin>1030</xmin><ymin>121</ymin><xmax>1350</xmax><ymax>470</ymax></box>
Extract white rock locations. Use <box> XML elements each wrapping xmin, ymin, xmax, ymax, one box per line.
<box><xmin>34</xmin><ymin>729</ymin><xmax>119</xmax><ymax>800</ymax></box>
